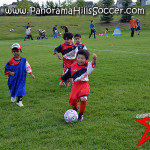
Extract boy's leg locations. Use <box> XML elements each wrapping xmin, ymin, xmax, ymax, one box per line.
<box><xmin>69</xmin><ymin>83</ymin><xmax>79</xmax><ymax>110</ymax></box>
<box><xmin>89</xmin><ymin>29</ymin><xmax>92</xmax><ymax>38</ymax></box>
<box><xmin>78</xmin><ymin>97</ymin><xmax>87</xmax><ymax>121</ymax></box>
<box><xmin>53</xmin><ymin>31</ymin><xmax>55</xmax><ymax>38</ymax></box>
<box><xmin>93</xmin><ymin>30</ymin><xmax>96</xmax><ymax>38</ymax></box>
<box><xmin>16</xmin><ymin>96</ymin><xmax>24</xmax><ymax>107</ymax></box>
<box><xmin>30</xmin><ymin>34</ymin><xmax>33</xmax><ymax>40</ymax></box>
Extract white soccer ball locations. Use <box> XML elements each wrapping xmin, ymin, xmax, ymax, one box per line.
<box><xmin>64</xmin><ymin>109</ymin><xmax>78</xmax><ymax>123</ymax></box>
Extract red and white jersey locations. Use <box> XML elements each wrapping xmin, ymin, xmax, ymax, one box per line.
<box><xmin>61</xmin><ymin>61</ymin><xmax>96</xmax><ymax>82</ymax></box>
<box><xmin>54</xmin><ymin>43</ymin><xmax>78</xmax><ymax>60</ymax></box>
<box><xmin>4</xmin><ymin>57</ymin><xmax>32</xmax><ymax>75</ymax></box>
<box><xmin>75</xmin><ymin>43</ymin><xmax>87</xmax><ymax>51</ymax></box>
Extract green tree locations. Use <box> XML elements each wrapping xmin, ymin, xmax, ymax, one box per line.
<box><xmin>76</xmin><ymin>0</ymin><xmax>85</xmax><ymax>7</ymax></box>
<box><xmin>120</xmin><ymin>0</ymin><xmax>132</xmax><ymax>23</ymax></box>
<box><xmin>93</xmin><ymin>1</ymin><xmax>102</xmax><ymax>7</ymax></box>
<box><xmin>16</xmin><ymin>0</ymin><xmax>33</xmax><ymax>11</ymax></box>
<box><xmin>61</xmin><ymin>0</ymin><xmax>67</xmax><ymax>8</ymax></box>
<box><xmin>33</xmin><ymin>2</ymin><xmax>40</xmax><ymax>8</ymax></box>
<box><xmin>46</xmin><ymin>1</ymin><xmax>54</xmax><ymax>8</ymax></box>
<box><xmin>100</xmin><ymin>0</ymin><xmax>113</xmax><ymax>23</ymax></box>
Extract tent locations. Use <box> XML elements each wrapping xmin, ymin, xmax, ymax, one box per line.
<box><xmin>112</xmin><ymin>28</ymin><xmax>122</xmax><ymax>36</ymax></box>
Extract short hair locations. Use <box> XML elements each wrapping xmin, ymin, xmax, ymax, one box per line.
<box><xmin>91</xmin><ymin>20</ymin><xmax>93</xmax><ymax>23</ymax></box>
<box><xmin>63</xmin><ymin>32</ymin><xmax>73</xmax><ymax>40</ymax></box>
<box><xmin>74</xmin><ymin>33</ymin><xmax>81</xmax><ymax>38</ymax></box>
<box><xmin>77</xmin><ymin>49</ymin><xmax>90</xmax><ymax>60</ymax></box>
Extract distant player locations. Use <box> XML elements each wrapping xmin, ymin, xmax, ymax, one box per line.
<box><xmin>136</xmin><ymin>17</ymin><xmax>141</xmax><ymax>35</ymax></box>
<box><xmin>74</xmin><ymin>33</ymin><xmax>87</xmax><ymax>51</ymax></box>
<box><xmin>89</xmin><ymin>20</ymin><xmax>96</xmax><ymax>39</ymax></box>
<box><xmin>4</xmin><ymin>43</ymin><xmax>35</xmax><ymax>107</ymax></box>
<box><xmin>53</xmin><ymin>32</ymin><xmax>77</xmax><ymax>86</ymax></box>
<box><xmin>61</xmin><ymin>26</ymin><xmax>69</xmax><ymax>33</ymax></box>
<box><xmin>53</xmin><ymin>25</ymin><xmax>58</xmax><ymax>38</ymax></box>
<box><xmin>105</xmin><ymin>28</ymin><xmax>108</xmax><ymax>38</ymax></box>
<box><xmin>60</xmin><ymin>50</ymin><xmax>97</xmax><ymax>121</ymax></box>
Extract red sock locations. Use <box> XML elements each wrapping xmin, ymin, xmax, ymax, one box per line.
<box><xmin>80</xmin><ymin>101</ymin><xmax>87</xmax><ymax>113</ymax></box>
<box><xmin>72</xmin><ymin>101</ymin><xmax>79</xmax><ymax>110</ymax></box>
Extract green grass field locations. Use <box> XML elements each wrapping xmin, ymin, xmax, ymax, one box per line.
<box><xmin>0</xmin><ymin>6</ymin><xmax>150</xmax><ymax>150</ymax></box>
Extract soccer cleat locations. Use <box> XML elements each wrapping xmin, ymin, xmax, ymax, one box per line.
<box><xmin>16</xmin><ymin>101</ymin><xmax>24</xmax><ymax>107</ymax></box>
<box><xmin>78</xmin><ymin>112</ymin><xmax>84</xmax><ymax>121</ymax></box>
<box><xmin>11</xmin><ymin>97</ymin><xmax>16</xmax><ymax>102</ymax></box>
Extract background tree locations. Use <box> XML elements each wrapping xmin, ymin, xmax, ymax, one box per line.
<box><xmin>46</xmin><ymin>1</ymin><xmax>54</xmax><ymax>8</ymax></box>
<box><xmin>100</xmin><ymin>0</ymin><xmax>113</xmax><ymax>23</ymax></box>
<box><xmin>16</xmin><ymin>0</ymin><xmax>33</xmax><ymax>12</ymax></box>
<box><xmin>120</xmin><ymin>0</ymin><xmax>132</xmax><ymax>23</ymax></box>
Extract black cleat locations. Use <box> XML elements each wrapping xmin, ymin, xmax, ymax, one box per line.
<box><xmin>78</xmin><ymin>112</ymin><xmax>84</xmax><ymax>121</ymax></box>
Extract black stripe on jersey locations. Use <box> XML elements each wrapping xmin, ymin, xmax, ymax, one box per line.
<box><xmin>72</xmin><ymin>67</ymin><xmax>87</xmax><ymax>80</ymax></box>
<box><xmin>61</xmin><ymin>46</ymin><xmax>76</xmax><ymax>55</ymax></box>
<box><xmin>78</xmin><ymin>46</ymin><xmax>84</xmax><ymax>50</ymax></box>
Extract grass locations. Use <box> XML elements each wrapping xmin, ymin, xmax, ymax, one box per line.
<box><xmin>0</xmin><ymin>6</ymin><xmax>150</xmax><ymax>150</ymax></box>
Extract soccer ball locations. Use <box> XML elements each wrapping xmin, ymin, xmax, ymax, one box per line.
<box><xmin>64</xmin><ymin>109</ymin><xmax>78</xmax><ymax>123</ymax></box>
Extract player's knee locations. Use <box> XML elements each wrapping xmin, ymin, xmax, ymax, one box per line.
<box><xmin>81</xmin><ymin>97</ymin><xmax>87</xmax><ymax>101</ymax></box>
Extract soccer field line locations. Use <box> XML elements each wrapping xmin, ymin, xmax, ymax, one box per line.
<box><xmin>1</xmin><ymin>41</ymin><xmax>150</xmax><ymax>56</ymax></box>
<box><xmin>21</xmin><ymin>43</ymin><xmax>150</xmax><ymax>56</ymax></box>
<box><xmin>91</xmin><ymin>49</ymin><xmax>150</xmax><ymax>56</ymax></box>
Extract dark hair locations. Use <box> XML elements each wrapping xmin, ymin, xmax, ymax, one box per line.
<box><xmin>63</xmin><ymin>32</ymin><xmax>73</xmax><ymax>40</ymax></box>
<box><xmin>28</xmin><ymin>22</ymin><xmax>30</xmax><ymax>24</ymax></box>
<box><xmin>74</xmin><ymin>33</ymin><xmax>81</xmax><ymax>38</ymax></box>
<box><xmin>91</xmin><ymin>20</ymin><xmax>93</xmax><ymax>23</ymax></box>
<box><xmin>60</xmin><ymin>26</ymin><xmax>62</xmax><ymax>28</ymax></box>
<box><xmin>106</xmin><ymin>28</ymin><xmax>108</xmax><ymax>31</ymax></box>
<box><xmin>77</xmin><ymin>49</ymin><xmax>90</xmax><ymax>60</ymax></box>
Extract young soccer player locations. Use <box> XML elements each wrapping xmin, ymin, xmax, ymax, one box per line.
<box><xmin>60</xmin><ymin>50</ymin><xmax>97</xmax><ymax>121</ymax></box>
<box><xmin>4</xmin><ymin>43</ymin><xmax>35</xmax><ymax>107</ymax></box>
<box><xmin>74</xmin><ymin>33</ymin><xmax>87</xmax><ymax>51</ymax></box>
<box><xmin>105</xmin><ymin>28</ymin><xmax>108</xmax><ymax>38</ymax></box>
<box><xmin>54</xmin><ymin>32</ymin><xmax>77</xmax><ymax>86</ymax></box>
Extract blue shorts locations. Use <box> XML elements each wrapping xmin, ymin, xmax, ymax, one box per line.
<box><xmin>136</xmin><ymin>26</ymin><xmax>141</xmax><ymax>31</ymax></box>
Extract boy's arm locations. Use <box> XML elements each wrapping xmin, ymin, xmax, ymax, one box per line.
<box><xmin>53</xmin><ymin>45</ymin><xmax>62</xmax><ymax>60</ymax></box>
<box><xmin>60</xmin><ymin>67</ymin><xmax>71</xmax><ymax>82</ymax></box>
<box><xmin>87</xmin><ymin>53</ymin><xmax>97</xmax><ymax>75</ymax></box>
<box><xmin>26</xmin><ymin>61</ymin><xmax>35</xmax><ymax>79</ymax></box>
<box><xmin>92</xmin><ymin>53</ymin><xmax>97</xmax><ymax>65</ymax></box>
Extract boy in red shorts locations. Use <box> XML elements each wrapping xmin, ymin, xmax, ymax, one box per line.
<box><xmin>60</xmin><ymin>50</ymin><xmax>97</xmax><ymax>121</ymax></box>
<box><xmin>54</xmin><ymin>32</ymin><xmax>77</xmax><ymax>86</ymax></box>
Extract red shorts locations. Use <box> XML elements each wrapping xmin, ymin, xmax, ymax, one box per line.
<box><xmin>63</xmin><ymin>57</ymin><xmax>76</xmax><ymax>71</ymax></box>
<box><xmin>69</xmin><ymin>81</ymin><xmax>90</xmax><ymax>106</ymax></box>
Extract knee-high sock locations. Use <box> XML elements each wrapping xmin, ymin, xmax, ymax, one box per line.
<box><xmin>80</xmin><ymin>101</ymin><xmax>87</xmax><ymax>113</ymax></box>
<box><xmin>72</xmin><ymin>100</ymin><xmax>79</xmax><ymax>110</ymax></box>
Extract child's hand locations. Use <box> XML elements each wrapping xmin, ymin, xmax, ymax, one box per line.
<box><xmin>30</xmin><ymin>73</ymin><xmax>35</xmax><ymax>79</ymax></box>
<box><xmin>57</xmin><ymin>55</ymin><xmax>62</xmax><ymax>60</ymax></box>
<box><xmin>9</xmin><ymin>72</ymin><xmax>15</xmax><ymax>76</ymax></box>
<box><xmin>93</xmin><ymin>53</ymin><xmax>97</xmax><ymax>60</ymax></box>
<box><xmin>59</xmin><ymin>81</ymin><xmax>63</xmax><ymax>86</ymax></box>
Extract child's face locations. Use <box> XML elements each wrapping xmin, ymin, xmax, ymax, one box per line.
<box><xmin>75</xmin><ymin>37</ymin><xmax>81</xmax><ymax>44</ymax></box>
<box><xmin>12</xmin><ymin>49</ymin><xmax>22</xmax><ymax>58</ymax></box>
<box><xmin>64</xmin><ymin>38</ymin><xmax>72</xmax><ymax>45</ymax></box>
<box><xmin>77</xmin><ymin>54</ymin><xmax>87</xmax><ymax>66</ymax></box>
